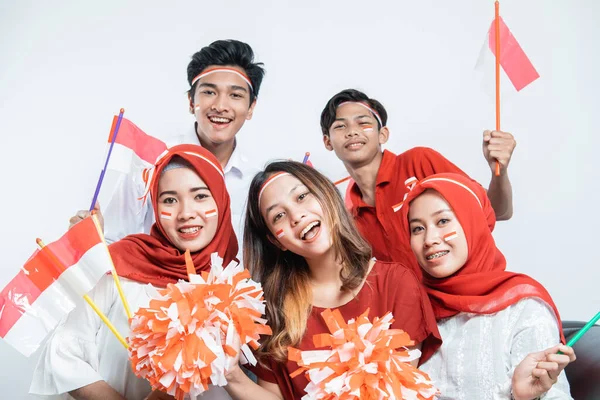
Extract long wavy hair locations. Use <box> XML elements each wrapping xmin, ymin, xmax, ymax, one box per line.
<box><xmin>243</xmin><ymin>161</ymin><xmax>372</xmax><ymax>363</ymax></box>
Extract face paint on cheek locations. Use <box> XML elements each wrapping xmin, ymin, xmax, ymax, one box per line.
<box><xmin>444</xmin><ymin>231</ymin><xmax>458</xmax><ymax>242</ymax></box>
<box><xmin>205</xmin><ymin>209</ymin><xmax>217</xmax><ymax>219</ymax></box>
<box><xmin>275</xmin><ymin>229</ymin><xmax>285</xmax><ymax>239</ymax></box>
<box><xmin>362</xmin><ymin>125</ymin><xmax>374</xmax><ymax>132</ymax></box>
<box><xmin>160</xmin><ymin>211</ymin><xmax>173</xmax><ymax>220</ymax></box>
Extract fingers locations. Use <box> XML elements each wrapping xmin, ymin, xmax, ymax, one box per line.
<box><xmin>545</xmin><ymin>344</ymin><xmax>576</xmax><ymax>361</ymax></box>
<box><xmin>68</xmin><ymin>210</ymin><xmax>90</xmax><ymax>229</ymax></box>
<box><xmin>536</xmin><ymin>361</ymin><xmax>561</xmax><ymax>380</ymax></box>
<box><xmin>483</xmin><ymin>130</ymin><xmax>492</xmax><ymax>142</ymax></box>
<box><xmin>532</xmin><ymin>367</ymin><xmax>556</xmax><ymax>391</ymax></box>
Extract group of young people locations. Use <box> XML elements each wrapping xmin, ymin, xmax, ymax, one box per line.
<box><xmin>30</xmin><ymin>39</ymin><xmax>575</xmax><ymax>400</ymax></box>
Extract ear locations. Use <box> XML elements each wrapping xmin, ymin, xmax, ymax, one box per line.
<box><xmin>246</xmin><ymin>99</ymin><xmax>257</xmax><ymax>120</ymax></box>
<box><xmin>267</xmin><ymin>234</ymin><xmax>288</xmax><ymax>251</ymax></box>
<box><xmin>323</xmin><ymin>135</ymin><xmax>334</xmax><ymax>151</ymax></box>
<box><xmin>378</xmin><ymin>126</ymin><xmax>390</xmax><ymax>145</ymax></box>
<box><xmin>187</xmin><ymin>93</ymin><xmax>195</xmax><ymax>114</ymax></box>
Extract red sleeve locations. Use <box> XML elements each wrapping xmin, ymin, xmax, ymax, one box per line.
<box><xmin>388</xmin><ymin>265</ymin><xmax>441</xmax><ymax>363</ymax></box>
<box><xmin>403</xmin><ymin>146</ymin><xmax>468</xmax><ymax>179</ymax></box>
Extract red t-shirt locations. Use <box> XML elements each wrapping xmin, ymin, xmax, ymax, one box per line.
<box><xmin>347</xmin><ymin>147</ymin><xmax>467</xmax><ymax>273</ymax></box>
<box><xmin>252</xmin><ymin>261</ymin><xmax>441</xmax><ymax>400</ymax></box>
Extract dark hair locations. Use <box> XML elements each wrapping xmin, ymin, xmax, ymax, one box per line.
<box><xmin>243</xmin><ymin>161</ymin><xmax>372</xmax><ymax>363</ymax></box>
<box><xmin>320</xmin><ymin>89</ymin><xmax>388</xmax><ymax>136</ymax></box>
<box><xmin>187</xmin><ymin>39</ymin><xmax>265</xmax><ymax>105</ymax></box>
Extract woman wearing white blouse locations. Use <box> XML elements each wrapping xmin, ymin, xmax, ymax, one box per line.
<box><xmin>399</xmin><ymin>173</ymin><xmax>576</xmax><ymax>400</ymax></box>
<box><xmin>30</xmin><ymin>145</ymin><xmax>238</xmax><ymax>399</ymax></box>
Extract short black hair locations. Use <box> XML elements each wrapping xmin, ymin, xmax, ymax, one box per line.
<box><xmin>187</xmin><ymin>39</ymin><xmax>265</xmax><ymax>105</ymax></box>
<box><xmin>320</xmin><ymin>89</ymin><xmax>388</xmax><ymax>136</ymax></box>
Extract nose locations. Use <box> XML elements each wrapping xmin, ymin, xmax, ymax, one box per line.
<box><xmin>345</xmin><ymin>126</ymin><xmax>359</xmax><ymax>138</ymax></box>
<box><xmin>177</xmin><ymin>199</ymin><xmax>197</xmax><ymax>221</ymax></box>
<box><xmin>211</xmin><ymin>93</ymin><xmax>230</xmax><ymax>113</ymax></box>
<box><xmin>289</xmin><ymin>206</ymin><xmax>307</xmax><ymax>227</ymax></box>
<box><xmin>424</xmin><ymin>228</ymin><xmax>442</xmax><ymax>248</ymax></box>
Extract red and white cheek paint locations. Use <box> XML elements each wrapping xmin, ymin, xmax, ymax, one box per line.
<box><xmin>160</xmin><ymin>211</ymin><xmax>173</xmax><ymax>220</ymax></box>
<box><xmin>444</xmin><ymin>231</ymin><xmax>458</xmax><ymax>242</ymax></box>
<box><xmin>275</xmin><ymin>229</ymin><xmax>285</xmax><ymax>239</ymax></box>
<box><xmin>205</xmin><ymin>209</ymin><xmax>217</xmax><ymax>219</ymax></box>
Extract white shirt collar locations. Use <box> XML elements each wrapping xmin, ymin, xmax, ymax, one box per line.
<box><xmin>181</xmin><ymin>125</ymin><xmax>253</xmax><ymax>178</ymax></box>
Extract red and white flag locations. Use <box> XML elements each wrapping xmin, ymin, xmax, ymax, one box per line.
<box><xmin>475</xmin><ymin>16</ymin><xmax>539</xmax><ymax>96</ymax></box>
<box><xmin>0</xmin><ymin>217</ymin><xmax>113</xmax><ymax>356</ymax></box>
<box><xmin>159</xmin><ymin>211</ymin><xmax>173</xmax><ymax>220</ymax></box>
<box><xmin>205</xmin><ymin>209</ymin><xmax>218</xmax><ymax>219</ymax></box>
<box><xmin>106</xmin><ymin>117</ymin><xmax>168</xmax><ymax>174</ymax></box>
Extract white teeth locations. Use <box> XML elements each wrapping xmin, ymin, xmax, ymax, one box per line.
<box><xmin>209</xmin><ymin>116</ymin><xmax>231</xmax><ymax>123</ymax></box>
<box><xmin>347</xmin><ymin>143</ymin><xmax>364</xmax><ymax>149</ymax></box>
<box><xmin>180</xmin><ymin>227</ymin><xmax>200</xmax><ymax>234</ymax></box>
<box><xmin>426</xmin><ymin>251</ymin><xmax>449</xmax><ymax>260</ymax></box>
<box><xmin>300</xmin><ymin>221</ymin><xmax>320</xmax><ymax>239</ymax></box>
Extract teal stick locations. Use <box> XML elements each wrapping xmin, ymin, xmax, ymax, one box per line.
<box><xmin>566</xmin><ymin>311</ymin><xmax>600</xmax><ymax>348</ymax></box>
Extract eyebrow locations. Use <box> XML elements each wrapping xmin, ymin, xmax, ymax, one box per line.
<box><xmin>264</xmin><ymin>184</ymin><xmax>305</xmax><ymax>216</ymax></box>
<box><xmin>408</xmin><ymin>208</ymin><xmax>452</xmax><ymax>224</ymax></box>
<box><xmin>159</xmin><ymin>186</ymin><xmax>209</xmax><ymax>198</ymax></box>
<box><xmin>198</xmin><ymin>82</ymin><xmax>248</xmax><ymax>93</ymax></box>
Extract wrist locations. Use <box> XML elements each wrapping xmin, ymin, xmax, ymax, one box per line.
<box><xmin>225</xmin><ymin>364</ymin><xmax>246</xmax><ymax>384</ymax></box>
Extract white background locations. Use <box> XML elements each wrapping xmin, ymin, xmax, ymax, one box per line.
<box><xmin>1</xmin><ymin>0</ymin><xmax>598</xmax><ymax>397</ymax></box>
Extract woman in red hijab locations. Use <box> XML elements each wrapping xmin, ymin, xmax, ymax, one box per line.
<box><xmin>398</xmin><ymin>172</ymin><xmax>575</xmax><ymax>400</ymax></box>
<box><xmin>31</xmin><ymin>145</ymin><xmax>237</xmax><ymax>400</ymax></box>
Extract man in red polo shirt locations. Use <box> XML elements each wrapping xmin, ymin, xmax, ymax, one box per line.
<box><xmin>320</xmin><ymin>89</ymin><xmax>516</xmax><ymax>270</ymax></box>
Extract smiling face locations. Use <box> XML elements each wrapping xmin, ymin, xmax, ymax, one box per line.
<box><xmin>189</xmin><ymin>65</ymin><xmax>256</xmax><ymax>147</ymax></box>
<box><xmin>323</xmin><ymin>102</ymin><xmax>389</xmax><ymax>168</ymax></box>
<box><xmin>156</xmin><ymin>167</ymin><xmax>219</xmax><ymax>252</ymax></box>
<box><xmin>408</xmin><ymin>190</ymin><xmax>468</xmax><ymax>278</ymax></box>
<box><xmin>258</xmin><ymin>173</ymin><xmax>333</xmax><ymax>261</ymax></box>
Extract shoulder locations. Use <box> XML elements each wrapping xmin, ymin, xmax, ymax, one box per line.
<box><xmin>369</xmin><ymin>260</ymin><xmax>423</xmax><ymax>293</ymax></box>
<box><xmin>507</xmin><ymin>297</ymin><xmax>560</xmax><ymax>324</ymax></box>
<box><xmin>399</xmin><ymin>146</ymin><xmax>446</xmax><ymax>160</ymax></box>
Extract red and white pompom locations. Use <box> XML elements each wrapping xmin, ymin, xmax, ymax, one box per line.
<box><xmin>128</xmin><ymin>253</ymin><xmax>272</xmax><ymax>399</ymax></box>
<box><xmin>288</xmin><ymin>308</ymin><xmax>438</xmax><ymax>400</ymax></box>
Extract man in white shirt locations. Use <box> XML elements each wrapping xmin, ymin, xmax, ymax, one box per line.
<box><xmin>70</xmin><ymin>39</ymin><xmax>265</xmax><ymax>250</ymax></box>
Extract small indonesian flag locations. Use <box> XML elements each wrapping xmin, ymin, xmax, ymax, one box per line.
<box><xmin>392</xmin><ymin>201</ymin><xmax>403</xmax><ymax>213</ymax></box>
<box><xmin>475</xmin><ymin>16</ymin><xmax>539</xmax><ymax>96</ymax></box>
<box><xmin>106</xmin><ymin>117</ymin><xmax>168</xmax><ymax>174</ymax></box>
<box><xmin>0</xmin><ymin>217</ymin><xmax>113</xmax><ymax>356</ymax></box>
<box><xmin>444</xmin><ymin>231</ymin><xmax>458</xmax><ymax>242</ymax></box>
<box><xmin>275</xmin><ymin>229</ymin><xmax>285</xmax><ymax>239</ymax></box>
<box><xmin>205</xmin><ymin>209</ymin><xmax>217</xmax><ymax>219</ymax></box>
<box><xmin>362</xmin><ymin>124</ymin><xmax>374</xmax><ymax>132</ymax></box>
<box><xmin>159</xmin><ymin>211</ymin><xmax>173</xmax><ymax>220</ymax></box>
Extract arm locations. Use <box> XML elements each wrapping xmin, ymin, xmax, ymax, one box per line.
<box><xmin>505</xmin><ymin>299</ymin><xmax>574</xmax><ymax>400</ymax></box>
<box><xmin>70</xmin><ymin>381</ymin><xmax>126</xmax><ymax>400</ymax></box>
<box><xmin>30</xmin><ymin>276</ymin><xmax>123</xmax><ymax>397</ymax></box>
<box><xmin>102</xmin><ymin>170</ymin><xmax>154</xmax><ymax>243</ymax></box>
<box><xmin>68</xmin><ymin>171</ymin><xmax>153</xmax><ymax>243</ymax></box>
<box><xmin>483</xmin><ymin>130</ymin><xmax>516</xmax><ymax>220</ymax></box>
<box><xmin>225</xmin><ymin>365</ymin><xmax>283</xmax><ymax>400</ymax></box>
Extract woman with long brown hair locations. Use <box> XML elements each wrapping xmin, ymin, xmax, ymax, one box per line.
<box><xmin>223</xmin><ymin>161</ymin><xmax>441</xmax><ymax>400</ymax></box>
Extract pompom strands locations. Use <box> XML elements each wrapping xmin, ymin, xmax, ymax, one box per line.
<box><xmin>128</xmin><ymin>251</ymin><xmax>272</xmax><ymax>399</ymax></box>
<box><xmin>289</xmin><ymin>309</ymin><xmax>439</xmax><ymax>400</ymax></box>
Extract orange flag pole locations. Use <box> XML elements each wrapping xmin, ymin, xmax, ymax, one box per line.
<box><xmin>494</xmin><ymin>1</ymin><xmax>501</xmax><ymax>176</ymax></box>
